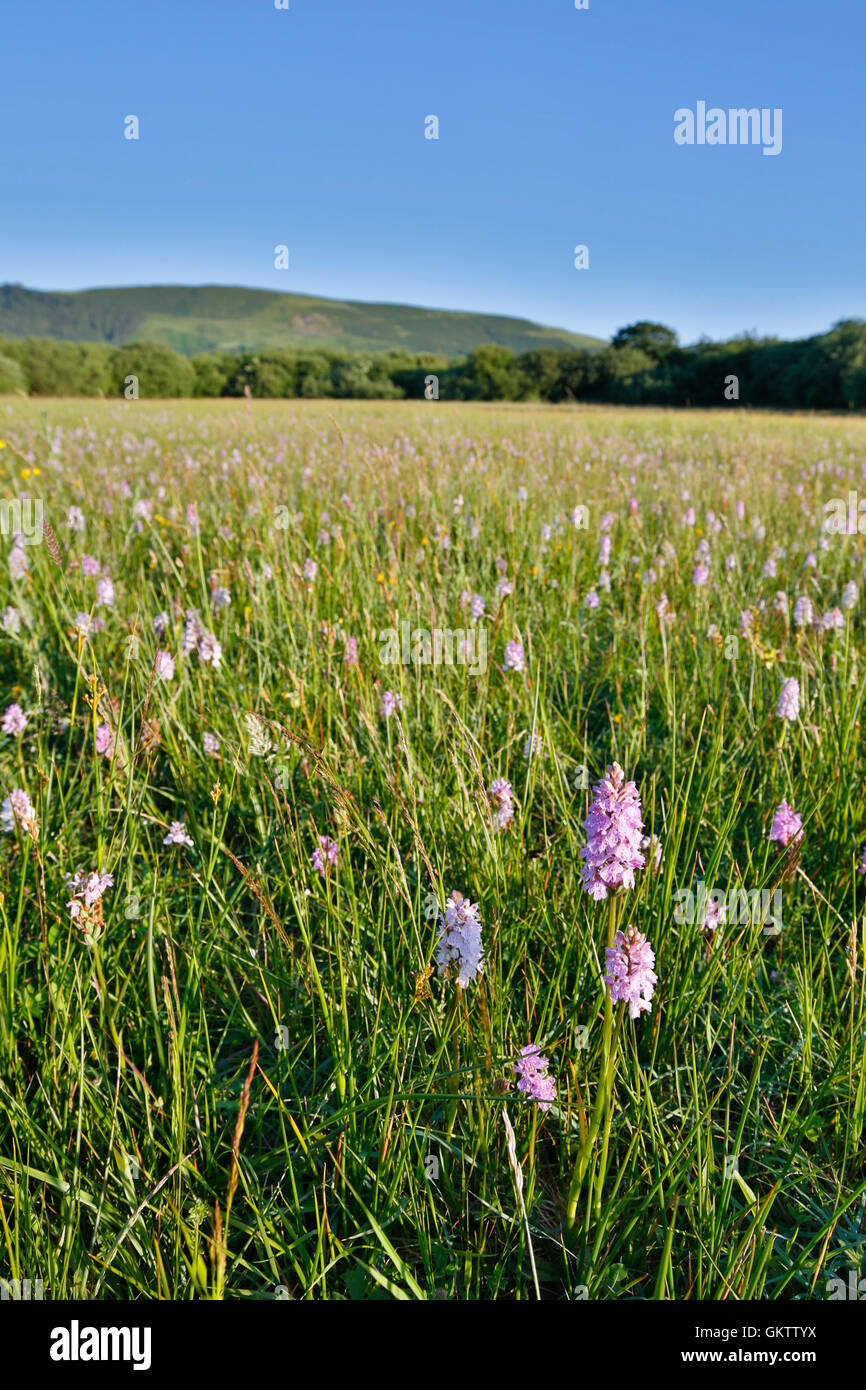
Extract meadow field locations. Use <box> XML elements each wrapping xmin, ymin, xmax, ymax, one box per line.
<box><xmin>1</xmin><ymin>396</ymin><xmax>865</xmax><ymax>1302</ymax></box>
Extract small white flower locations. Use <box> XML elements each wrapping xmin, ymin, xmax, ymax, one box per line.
<box><xmin>163</xmin><ymin>820</ymin><xmax>194</xmax><ymax>848</ymax></box>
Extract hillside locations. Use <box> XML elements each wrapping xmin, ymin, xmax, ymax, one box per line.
<box><xmin>0</xmin><ymin>284</ymin><xmax>605</xmax><ymax>358</ymax></box>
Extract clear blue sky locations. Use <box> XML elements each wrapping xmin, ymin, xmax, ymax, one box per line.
<box><xmin>1</xmin><ymin>0</ymin><xmax>863</xmax><ymax>345</ymax></box>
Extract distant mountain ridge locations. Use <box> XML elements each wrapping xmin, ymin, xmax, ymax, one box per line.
<box><xmin>0</xmin><ymin>283</ymin><xmax>605</xmax><ymax>358</ymax></box>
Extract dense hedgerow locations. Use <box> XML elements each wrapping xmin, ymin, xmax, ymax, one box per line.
<box><xmin>1</xmin><ymin>316</ymin><xmax>866</xmax><ymax>409</ymax></box>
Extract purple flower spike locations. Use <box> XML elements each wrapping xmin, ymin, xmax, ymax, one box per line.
<box><xmin>489</xmin><ymin>778</ymin><xmax>514</xmax><ymax>831</ymax></box>
<box><xmin>513</xmin><ymin>1044</ymin><xmax>556</xmax><ymax>1112</ymax></box>
<box><xmin>580</xmin><ymin>763</ymin><xmax>645</xmax><ymax>901</ymax></box>
<box><xmin>769</xmin><ymin>801</ymin><xmax>803</xmax><ymax>849</ymax></box>
<box><xmin>311</xmin><ymin>835</ymin><xmax>339</xmax><ymax>875</ymax></box>
<box><xmin>436</xmin><ymin>890</ymin><xmax>483</xmax><ymax>989</ymax></box>
<box><xmin>604</xmin><ymin>926</ymin><xmax>658</xmax><ymax>1020</ymax></box>
<box><xmin>776</xmin><ymin>677</ymin><xmax>800</xmax><ymax>721</ymax></box>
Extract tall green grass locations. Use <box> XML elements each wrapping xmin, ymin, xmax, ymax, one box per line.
<box><xmin>1</xmin><ymin>398</ymin><xmax>864</xmax><ymax>1300</ymax></box>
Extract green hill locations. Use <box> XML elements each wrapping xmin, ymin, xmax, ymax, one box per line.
<box><xmin>0</xmin><ymin>283</ymin><xmax>605</xmax><ymax>358</ymax></box>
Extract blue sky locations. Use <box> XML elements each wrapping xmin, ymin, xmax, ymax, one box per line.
<box><xmin>1</xmin><ymin>0</ymin><xmax>863</xmax><ymax>344</ymax></box>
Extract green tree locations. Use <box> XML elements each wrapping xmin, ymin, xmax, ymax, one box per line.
<box><xmin>387</xmin><ymin>352</ymin><xmax>448</xmax><ymax>400</ymax></box>
<box><xmin>450</xmin><ymin>345</ymin><xmax>523</xmax><ymax>401</ymax></box>
<box><xmin>109</xmin><ymin>341</ymin><xmax>195</xmax><ymax>398</ymax></box>
<box><xmin>0</xmin><ymin>352</ymin><xmax>28</xmax><ymax>394</ymax></box>
<box><xmin>295</xmin><ymin>354</ymin><xmax>333</xmax><ymax>398</ymax></box>
<box><xmin>7</xmin><ymin>338</ymin><xmax>111</xmax><ymax>395</ymax></box>
<box><xmin>330</xmin><ymin>355</ymin><xmax>401</xmax><ymax>398</ymax></box>
<box><xmin>611</xmin><ymin>322</ymin><xmax>679</xmax><ymax>362</ymax></box>
<box><xmin>190</xmin><ymin>353</ymin><xmax>231</xmax><ymax>397</ymax></box>
<box><xmin>598</xmin><ymin>345</ymin><xmax>657</xmax><ymax>402</ymax></box>
<box><xmin>516</xmin><ymin>349</ymin><xmax>564</xmax><ymax>401</ymax></box>
<box><xmin>222</xmin><ymin>351</ymin><xmax>299</xmax><ymax>398</ymax></box>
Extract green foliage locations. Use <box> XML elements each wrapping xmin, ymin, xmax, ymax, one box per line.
<box><xmin>611</xmin><ymin>321</ymin><xmax>680</xmax><ymax>360</ymax></box>
<box><xmin>190</xmin><ymin>353</ymin><xmax>232</xmax><ymax>398</ymax></box>
<box><xmin>222</xmin><ymin>351</ymin><xmax>299</xmax><ymax>399</ymax></box>
<box><xmin>449</xmin><ymin>345</ymin><xmax>524</xmax><ymax>401</ymax></box>
<box><xmin>6</xmin><ymin>319</ymin><xmax>866</xmax><ymax>410</ymax></box>
<box><xmin>0</xmin><ymin>352</ymin><xmax>27</xmax><ymax>394</ymax></box>
<box><xmin>294</xmin><ymin>352</ymin><xmax>333</xmax><ymax>398</ymax></box>
<box><xmin>0</xmin><ymin>337</ymin><xmax>112</xmax><ymax>396</ymax></box>
<box><xmin>108</xmin><ymin>341</ymin><xmax>196</xmax><ymax>398</ymax></box>
<box><xmin>328</xmin><ymin>354</ymin><xmax>402</xmax><ymax>399</ymax></box>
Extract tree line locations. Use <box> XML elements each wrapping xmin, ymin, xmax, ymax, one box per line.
<box><xmin>0</xmin><ymin>319</ymin><xmax>864</xmax><ymax>409</ymax></box>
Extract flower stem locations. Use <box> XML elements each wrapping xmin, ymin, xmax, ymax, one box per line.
<box><xmin>565</xmin><ymin>895</ymin><xmax>618</xmax><ymax>1230</ymax></box>
<box><xmin>526</xmin><ymin>1107</ymin><xmax>539</xmax><ymax>1210</ymax></box>
<box><xmin>92</xmin><ymin>944</ymin><xmax>121</xmax><ymax>1051</ymax></box>
<box><xmin>444</xmin><ymin>987</ymin><xmax>462</xmax><ymax>1139</ymax></box>
<box><xmin>592</xmin><ymin>1002</ymin><xmax>625</xmax><ymax>1219</ymax></box>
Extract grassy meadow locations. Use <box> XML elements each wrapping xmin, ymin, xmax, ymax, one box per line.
<box><xmin>1</xmin><ymin>396</ymin><xmax>865</xmax><ymax>1301</ymax></box>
